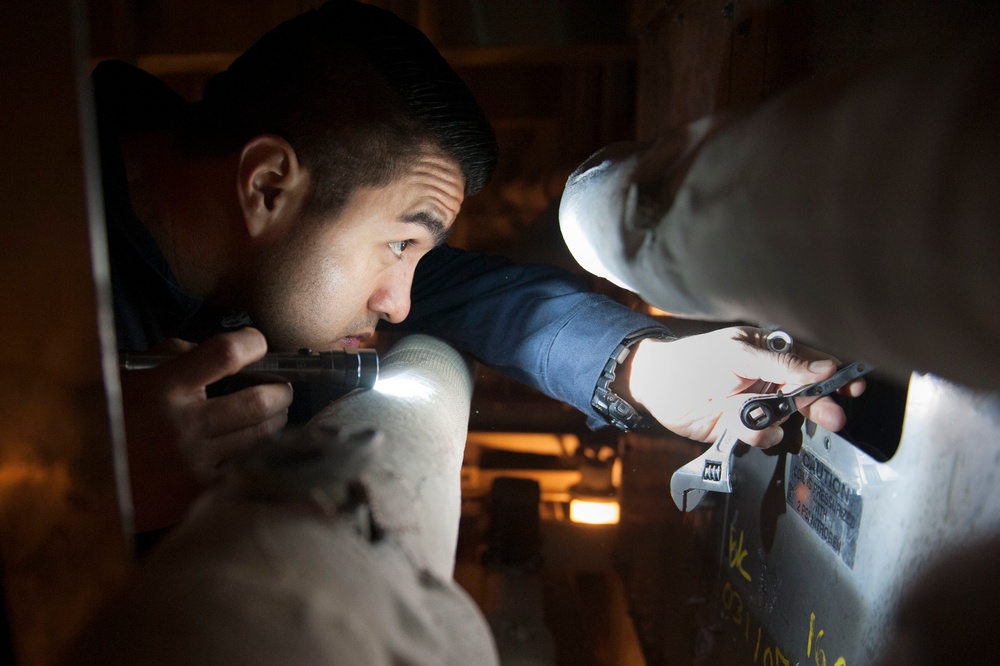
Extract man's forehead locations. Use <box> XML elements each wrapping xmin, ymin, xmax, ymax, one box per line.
<box><xmin>410</xmin><ymin>153</ymin><xmax>465</xmax><ymax>187</ymax></box>
<box><xmin>402</xmin><ymin>153</ymin><xmax>465</xmax><ymax>215</ymax></box>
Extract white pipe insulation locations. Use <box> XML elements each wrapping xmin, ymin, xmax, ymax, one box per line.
<box><xmin>319</xmin><ymin>333</ymin><xmax>477</xmax><ymax>580</ymax></box>
<box><xmin>66</xmin><ymin>335</ymin><xmax>499</xmax><ymax>666</ymax></box>
<box><xmin>560</xmin><ymin>47</ymin><xmax>1000</xmax><ymax>390</ymax></box>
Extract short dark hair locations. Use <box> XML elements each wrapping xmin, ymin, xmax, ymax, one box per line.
<box><xmin>184</xmin><ymin>0</ymin><xmax>498</xmax><ymax>216</ymax></box>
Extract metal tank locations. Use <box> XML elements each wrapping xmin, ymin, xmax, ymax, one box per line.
<box><xmin>670</xmin><ymin>372</ymin><xmax>1000</xmax><ymax>664</ymax></box>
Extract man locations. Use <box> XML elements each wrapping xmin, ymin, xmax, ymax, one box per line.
<box><xmin>95</xmin><ymin>0</ymin><xmax>856</xmax><ymax>536</ymax></box>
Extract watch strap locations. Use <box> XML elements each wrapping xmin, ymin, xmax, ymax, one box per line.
<box><xmin>591</xmin><ymin>327</ymin><xmax>672</xmax><ymax>431</ymax></box>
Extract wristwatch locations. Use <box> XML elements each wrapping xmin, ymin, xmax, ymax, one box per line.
<box><xmin>592</xmin><ymin>327</ymin><xmax>673</xmax><ymax>431</ymax></box>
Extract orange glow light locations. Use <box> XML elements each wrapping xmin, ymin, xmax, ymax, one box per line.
<box><xmin>569</xmin><ymin>498</ymin><xmax>620</xmax><ymax>525</ymax></box>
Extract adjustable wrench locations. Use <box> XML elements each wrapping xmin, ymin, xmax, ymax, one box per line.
<box><xmin>669</xmin><ymin>359</ymin><xmax>873</xmax><ymax>512</ymax></box>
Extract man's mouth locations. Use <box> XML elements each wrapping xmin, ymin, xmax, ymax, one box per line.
<box><xmin>338</xmin><ymin>331</ymin><xmax>373</xmax><ymax>349</ymax></box>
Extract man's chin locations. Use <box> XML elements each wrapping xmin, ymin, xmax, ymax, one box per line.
<box><xmin>267</xmin><ymin>337</ymin><xmax>364</xmax><ymax>353</ymax></box>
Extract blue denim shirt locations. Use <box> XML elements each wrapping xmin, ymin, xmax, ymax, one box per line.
<box><xmin>385</xmin><ymin>246</ymin><xmax>667</xmax><ymax>427</ymax></box>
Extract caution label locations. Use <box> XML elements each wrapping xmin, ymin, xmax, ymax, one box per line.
<box><xmin>786</xmin><ymin>449</ymin><xmax>863</xmax><ymax>568</ymax></box>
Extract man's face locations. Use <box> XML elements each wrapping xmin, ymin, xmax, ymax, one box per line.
<box><xmin>246</xmin><ymin>154</ymin><xmax>465</xmax><ymax>351</ymax></box>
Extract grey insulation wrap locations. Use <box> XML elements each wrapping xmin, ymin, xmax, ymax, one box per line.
<box><xmin>310</xmin><ymin>334</ymin><xmax>476</xmax><ymax>579</ymax></box>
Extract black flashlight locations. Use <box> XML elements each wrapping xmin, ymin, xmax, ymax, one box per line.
<box><xmin>120</xmin><ymin>348</ymin><xmax>380</xmax><ymax>391</ymax></box>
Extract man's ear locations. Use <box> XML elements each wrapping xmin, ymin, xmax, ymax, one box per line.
<box><xmin>236</xmin><ymin>135</ymin><xmax>309</xmax><ymax>239</ymax></box>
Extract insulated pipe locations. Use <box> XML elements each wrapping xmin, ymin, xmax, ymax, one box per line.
<box><xmin>560</xmin><ymin>48</ymin><xmax>1000</xmax><ymax>390</ymax></box>
<box><xmin>313</xmin><ymin>333</ymin><xmax>477</xmax><ymax>579</ymax></box>
<box><xmin>66</xmin><ymin>335</ymin><xmax>496</xmax><ymax>666</ymax></box>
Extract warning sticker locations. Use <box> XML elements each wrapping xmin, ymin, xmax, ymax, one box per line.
<box><xmin>786</xmin><ymin>449</ymin><xmax>863</xmax><ymax>568</ymax></box>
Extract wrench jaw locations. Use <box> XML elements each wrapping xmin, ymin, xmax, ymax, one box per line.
<box><xmin>669</xmin><ymin>435</ymin><xmax>737</xmax><ymax>511</ymax></box>
<box><xmin>671</xmin><ymin>483</ymin><xmax>707</xmax><ymax>512</ymax></box>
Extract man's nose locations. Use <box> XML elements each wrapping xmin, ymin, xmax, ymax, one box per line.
<box><xmin>369</xmin><ymin>266</ymin><xmax>413</xmax><ymax>324</ymax></box>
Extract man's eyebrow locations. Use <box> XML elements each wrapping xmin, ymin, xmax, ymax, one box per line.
<box><xmin>401</xmin><ymin>211</ymin><xmax>451</xmax><ymax>246</ymax></box>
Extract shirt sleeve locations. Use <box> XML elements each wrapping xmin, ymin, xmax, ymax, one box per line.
<box><xmin>380</xmin><ymin>245</ymin><xmax>671</xmax><ymax>428</ymax></box>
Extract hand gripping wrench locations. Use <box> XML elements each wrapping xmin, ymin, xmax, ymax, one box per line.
<box><xmin>669</xmin><ymin>357</ymin><xmax>873</xmax><ymax>512</ymax></box>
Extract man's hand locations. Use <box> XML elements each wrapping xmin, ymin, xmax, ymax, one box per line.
<box><xmin>121</xmin><ymin>328</ymin><xmax>294</xmax><ymax>532</ymax></box>
<box><xmin>628</xmin><ymin>326</ymin><xmax>865</xmax><ymax>448</ymax></box>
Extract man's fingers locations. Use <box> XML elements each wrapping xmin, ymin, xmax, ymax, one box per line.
<box><xmin>799</xmin><ymin>396</ymin><xmax>848</xmax><ymax>433</ymax></box>
<box><xmin>151</xmin><ymin>337</ymin><xmax>196</xmax><ymax>355</ymax></box>
<box><xmin>188</xmin><ymin>411</ymin><xmax>291</xmax><ymax>479</ymax></box>
<box><xmin>200</xmin><ymin>383</ymin><xmax>294</xmax><ymax>439</ymax></box>
<box><xmin>732</xmin><ymin>331</ymin><xmax>865</xmax><ymax>434</ymax></box>
<box><xmin>845</xmin><ymin>377</ymin><xmax>867</xmax><ymax>397</ymax></box>
<box><xmin>180</xmin><ymin>385</ymin><xmax>292</xmax><ymax>480</ymax></box>
<box><xmin>737</xmin><ymin>396</ymin><xmax>848</xmax><ymax>446</ymax></box>
<box><xmin>739</xmin><ymin>347</ymin><xmax>837</xmax><ymax>389</ymax></box>
<box><xmin>724</xmin><ymin>327</ymin><xmax>843</xmax><ymax>386</ymax></box>
<box><xmin>737</xmin><ymin>424</ymin><xmax>785</xmax><ymax>449</ymax></box>
<box><xmin>158</xmin><ymin>328</ymin><xmax>269</xmax><ymax>392</ymax></box>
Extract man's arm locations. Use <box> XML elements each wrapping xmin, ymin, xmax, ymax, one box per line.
<box><xmin>383</xmin><ymin>244</ymin><xmax>667</xmax><ymax>429</ymax></box>
<box><xmin>386</xmin><ymin>246</ymin><xmax>857</xmax><ymax>440</ymax></box>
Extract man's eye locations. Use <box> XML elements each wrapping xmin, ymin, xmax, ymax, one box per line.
<box><xmin>388</xmin><ymin>240</ymin><xmax>410</xmax><ymax>257</ymax></box>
